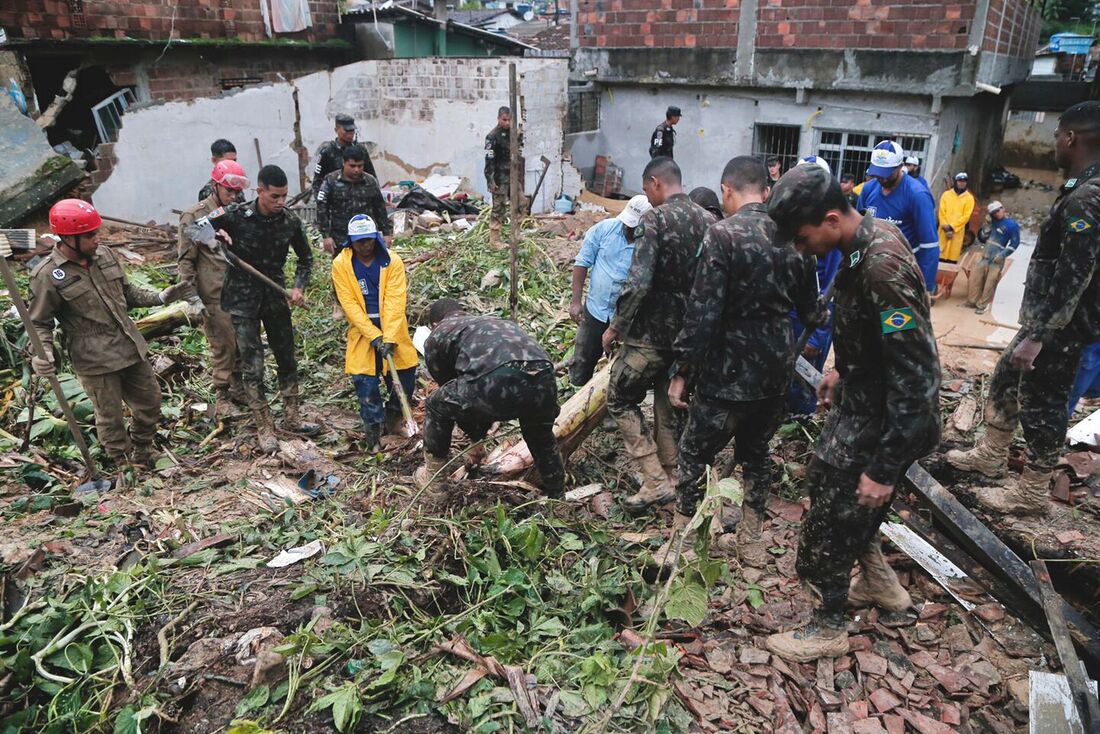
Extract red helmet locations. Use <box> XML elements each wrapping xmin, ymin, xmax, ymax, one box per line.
<box><xmin>211</xmin><ymin>160</ymin><xmax>250</xmax><ymax>191</ymax></box>
<box><xmin>49</xmin><ymin>199</ymin><xmax>103</xmax><ymax>236</ymax></box>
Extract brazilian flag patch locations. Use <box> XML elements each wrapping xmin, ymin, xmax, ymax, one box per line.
<box><xmin>881</xmin><ymin>307</ymin><xmax>916</xmax><ymax>334</ymax></box>
<box><xmin>1068</xmin><ymin>217</ymin><xmax>1095</xmax><ymax>234</ymax></box>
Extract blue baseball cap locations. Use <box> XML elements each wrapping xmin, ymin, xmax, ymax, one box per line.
<box><xmin>867</xmin><ymin>141</ymin><xmax>905</xmax><ymax>178</ymax></box>
<box><xmin>345</xmin><ymin>214</ymin><xmax>385</xmax><ymax>248</ymax></box>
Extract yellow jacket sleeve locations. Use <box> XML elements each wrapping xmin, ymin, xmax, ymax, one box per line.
<box><xmin>954</xmin><ymin>193</ymin><xmax>975</xmax><ymax>232</ymax></box>
<box><xmin>381</xmin><ymin>253</ymin><xmax>408</xmax><ymax>346</ymax></box>
<box><xmin>332</xmin><ymin>254</ymin><xmax>383</xmax><ymax>343</ymax></box>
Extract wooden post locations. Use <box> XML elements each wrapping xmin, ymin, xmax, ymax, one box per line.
<box><xmin>508</xmin><ymin>63</ymin><xmax>521</xmax><ymax>319</ymax></box>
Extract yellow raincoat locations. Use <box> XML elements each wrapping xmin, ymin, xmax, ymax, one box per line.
<box><xmin>937</xmin><ymin>188</ymin><xmax>974</xmax><ymax>262</ymax></box>
<box><xmin>332</xmin><ymin>245</ymin><xmax>418</xmax><ymax>376</ymax></box>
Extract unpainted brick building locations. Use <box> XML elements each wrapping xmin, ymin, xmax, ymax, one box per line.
<box><xmin>568</xmin><ymin>0</ymin><xmax>1042</xmax><ymax>198</ymax></box>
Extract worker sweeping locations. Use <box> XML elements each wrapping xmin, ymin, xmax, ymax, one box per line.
<box><xmin>29</xmin><ymin>199</ymin><xmax>194</xmax><ymax>469</ymax></box>
<box><xmin>332</xmin><ymin>214</ymin><xmax>418</xmax><ymax>451</ymax></box>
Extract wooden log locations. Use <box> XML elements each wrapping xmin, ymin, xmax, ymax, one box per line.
<box><xmin>134</xmin><ymin>301</ymin><xmax>204</xmax><ymax>339</ymax></box>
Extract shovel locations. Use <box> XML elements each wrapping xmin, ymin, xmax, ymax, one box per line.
<box><xmin>0</xmin><ymin>249</ymin><xmax>111</xmax><ymax>494</ymax></box>
<box><xmin>385</xmin><ymin>353</ymin><xmax>419</xmax><ymax>437</ymax></box>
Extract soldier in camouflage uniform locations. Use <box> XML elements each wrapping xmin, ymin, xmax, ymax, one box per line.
<box><xmin>316</xmin><ymin>144</ymin><xmax>391</xmax><ymax>255</ymax></box>
<box><xmin>30</xmin><ymin>199</ymin><xmax>193</xmax><ymax>468</ymax></box>
<box><xmin>669</xmin><ymin>157</ymin><xmax>825</xmax><ymax>567</ymax></box>
<box><xmin>947</xmin><ymin>101</ymin><xmax>1100</xmax><ymax>516</ymax></box>
<box><xmin>414</xmin><ymin>298</ymin><xmax>565</xmax><ymax>497</ymax></box>
<box><xmin>763</xmin><ymin>165</ymin><xmax>941</xmax><ymax>662</ymax></box>
<box><xmin>602</xmin><ymin>157</ymin><xmax>715</xmax><ymax>514</ymax></box>
<box><xmin>197</xmin><ymin>138</ymin><xmax>237</xmax><ymax>202</ymax></box>
<box><xmin>484</xmin><ymin>106</ymin><xmax>515</xmax><ymax>247</ymax></box>
<box><xmin>313</xmin><ymin>114</ymin><xmax>377</xmax><ymax>187</ymax></box>
<box><xmin>205</xmin><ymin>165</ymin><xmax>318</xmax><ymax>452</ymax></box>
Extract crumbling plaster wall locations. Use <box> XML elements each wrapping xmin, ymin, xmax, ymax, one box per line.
<box><xmin>567</xmin><ymin>85</ymin><xmax>942</xmax><ymax>196</ymax></box>
<box><xmin>93</xmin><ymin>57</ymin><xmax>579</xmax><ymax>225</ymax></box>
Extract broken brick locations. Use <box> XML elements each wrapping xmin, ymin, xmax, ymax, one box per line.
<box><xmin>851</xmin><ymin>719</ymin><xmax>886</xmax><ymax>734</ymax></box>
<box><xmin>854</xmin><ymin>651</ymin><xmax>889</xmax><ymax>676</ymax></box>
<box><xmin>869</xmin><ymin>687</ymin><xmax>902</xmax><ymax>713</ymax></box>
<box><xmin>883</xmin><ymin>715</ymin><xmax>905</xmax><ymax>734</ymax></box>
<box><xmin>918</xmin><ymin>603</ymin><xmax>949</xmax><ymax>620</ymax></box>
<box><xmin>972</xmin><ymin>603</ymin><xmax>1005</xmax><ymax>624</ymax></box>
<box><xmin>925</xmin><ymin>663</ymin><xmax>964</xmax><ymax>694</ymax></box>
<box><xmin>848</xmin><ymin>700</ymin><xmax>869</xmax><ymax>719</ymax></box>
<box><xmin>1055</xmin><ymin>529</ymin><xmax>1086</xmax><ymax>545</ymax></box>
<box><xmin>827</xmin><ymin>712</ymin><xmax>854</xmax><ymax>734</ymax></box>
<box><xmin>848</xmin><ymin>635</ymin><xmax>873</xmax><ymax>652</ymax></box>
<box><xmin>898</xmin><ymin>708</ymin><xmax>956</xmax><ymax>734</ymax></box>
<box><xmin>908</xmin><ymin>650</ymin><xmax>936</xmax><ymax>669</ymax></box>
<box><xmin>940</xmin><ymin>703</ymin><xmax>961</xmax><ymax>726</ymax></box>
<box><xmin>739</xmin><ymin>647</ymin><xmax>770</xmax><ymax>665</ymax></box>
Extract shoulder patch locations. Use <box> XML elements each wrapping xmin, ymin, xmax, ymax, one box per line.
<box><xmin>881</xmin><ymin>307</ymin><xmax>916</xmax><ymax>334</ymax></box>
<box><xmin>634</xmin><ymin>223</ymin><xmax>645</xmax><ymax>238</ymax></box>
<box><xmin>1067</xmin><ymin>216</ymin><xmax>1096</xmax><ymax>234</ymax></box>
<box><xmin>848</xmin><ymin>250</ymin><xmax>862</xmax><ymax>268</ymax></box>
<box><xmin>52</xmin><ymin>268</ymin><xmax>65</xmax><ymax>280</ymax></box>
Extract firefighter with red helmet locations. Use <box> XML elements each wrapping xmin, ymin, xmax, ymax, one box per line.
<box><xmin>29</xmin><ymin>199</ymin><xmax>194</xmax><ymax>468</ymax></box>
<box><xmin>178</xmin><ymin>160</ymin><xmax>250</xmax><ymax>417</ymax></box>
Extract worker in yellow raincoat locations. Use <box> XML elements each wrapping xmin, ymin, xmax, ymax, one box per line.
<box><xmin>937</xmin><ymin>172</ymin><xmax>975</xmax><ymax>262</ymax></box>
<box><xmin>332</xmin><ymin>214</ymin><xmax>419</xmax><ymax>451</ymax></box>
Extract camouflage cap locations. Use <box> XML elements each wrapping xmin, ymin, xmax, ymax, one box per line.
<box><xmin>767</xmin><ymin>163</ymin><xmax>833</xmax><ymax>236</ymax></box>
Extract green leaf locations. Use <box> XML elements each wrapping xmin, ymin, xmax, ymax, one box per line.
<box><xmin>226</xmin><ymin>720</ymin><xmax>276</xmax><ymax>734</ymax></box>
<box><xmin>235</xmin><ymin>685</ymin><xmax>270</xmax><ymax>716</ymax></box>
<box><xmin>714</xmin><ymin>477</ymin><xmax>744</xmax><ymax>506</ymax></box>
<box><xmin>558</xmin><ymin>532</ymin><xmax>584</xmax><ymax>551</ymax></box>
<box><xmin>309</xmin><ymin>682</ymin><xmax>362</xmax><ymax>733</ymax></box>
<box><xmin>746</xmin><ymin>584</ymin><xmax>765</xmax><ymax>609</ymax></box>
<box><xmin>665</xmin><ymin>578</ymin><xmax>709</xmax><ymax>626</ymax></box>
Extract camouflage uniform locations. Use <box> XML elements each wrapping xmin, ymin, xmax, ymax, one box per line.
<box><xmin>178</xmin><ymin>194</ymin><xmax>239</xmax><ymax>389</ymax></box>
<box><xmin>672</xmin><ymin>202</ymin><xmax>825</xmax><ymax>515</ymax></box>
<box><xmin>198</xmin><ymin>180</ymin><xmax>215</xmax><ymax>203</ymax></box>
<box><xmin>315</xmin><ymin>170</ymin><xmax>391</xmax><ymax>244</ymax></box>
<box><xmin>206</xmin><ymin>201</ymin><xmax>313</xmax><ymax>412</ymax></box>
<box><xmin>424</xmin><ymin>313</ymin><xmax>564</xmax><ymax>495</ymax></box>
<box><xmin>649</xmin><ymin>122</ymin><xmax>675</xmax><ymax>159</ymax></box>
<box><xmin>981</xmin><ymin>163</ymin><xmax>1100</xmax><ymax>473</ymax></box>
<box><xmin>29</xmin><ymin>246</ymin><xmax>163</xmax><ymax>461</ymax></box>
<box><xmin>608</xmin><ymin>194</ymin><xmax>714</xmax><ymax>477</ymax></box>
<box><xmin>484</xmin><ymin>125</ymin><xmax>513</xmax><ymax>228</ymax></box>
<box><xmin>778</xmin><ymin>209</ymin><xmax>940</xmax><ymax>626</ymax></box>
<box><xmin>314</xmin><ymin>138</ymin><xmax>378</xmax><ymax>186</ymax></box>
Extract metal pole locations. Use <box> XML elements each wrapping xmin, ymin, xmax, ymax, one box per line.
<box><xmin>508</xmin><ymin>63</ymin><xmax>521</xmax><ymax>319</ymax></box>
<box><xmin>0</xmin><ymin>256</ymin><xmax>98</xmax><ymax>478</ymax></box>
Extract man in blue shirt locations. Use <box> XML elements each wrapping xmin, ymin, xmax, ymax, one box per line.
<box><xmin>857</xmin><ymin>141</ymin><xmax>940</xmax><ymax>292</ymax></box>
<box><xmin>964</xmin><ymin>200</ymin><xmax>1021</xmax><ymax>314</ymax></box>
<box><xmin>569</xmin><ymin>195</ymin><xmax>652</xmax><ymax>385</ymax></box>
<box><xmin>905</xmin><ymin>156</ymin><xmax>931</xmax><ymax>193</ymax></box>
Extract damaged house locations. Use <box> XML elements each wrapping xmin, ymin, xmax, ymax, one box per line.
<box><xmin>567</xmin><ymin>0</ymin><xmax>1042</xmax><ymax>196</ymax></box>
<box><xmin>0</xmin><ymin>0</ymin><xmax>571</xmax><ymax>225</ymax></box>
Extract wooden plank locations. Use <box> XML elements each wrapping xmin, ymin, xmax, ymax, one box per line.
<box><xmin>1031</xmin><ymin>560</ymin><xmax>1100</xmax><ymax>734</ymax></box>
<box><xmin>1030</xmin><ymin>671</ymin><xmax>1100</xmax><ymax>734</ymax></box>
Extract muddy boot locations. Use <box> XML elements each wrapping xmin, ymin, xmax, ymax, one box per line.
<box><xmin>282</xmin><ymin>394</ymin><xmax>321</xmax><ymax>436</ymax></box>
<box><xmin>732</xmin><ymin>507</ymin><xmax>770</xmax><ymax>568</ymax></box>
<box><xmin>623</xmin><ymin>453</ymin><xmax>676</xmax><ymax>515</ymax></box>
<box><xmin>212</xmin><ymin>386</ymin><xmax>242</xmax><ymax>419</ymax></box>
<box><xmin>252</xmin><ymin>404</ymin><xmax>279</xmax><ymax>454</ymax></box>
<box><xmin>227</xmin><ymin>374</ymin><xmax>249</xmax><ymax>407</ymax></box>
<box><xmin>973</xmin><ymin>465</ymin><xmax>1051</xmax><ymax>517</ymax></box>
<box><xmin>944</xmin><ymin>425</ymin><xmax>1012</xmax><ymax>478</ymax></box>
<box><xmin>363</xmin><ymin>423</ymin><xmax>382</xmax><ymax>452</ymax></box>
<box><xmin>384</xmin><ymin>409</ymin><xmax>413</xmax><ymax>438</ymax></box>
<box><xmin>130</xmin><ymin>443</ymin><xmax>155</xmax><ymax>470</ymax></box>
<box><xmin>766</xmin><ymin>612</ymin><xmax>850</xmax><ymax>663</ymax></box>
<box><xmin>848</xmin><ymin>541</ymin><xmax>912</xmax><ymax>611</ymax></box>
<box><xmin>414</xmin><ymin>453</ymin><xmax>449</xmax><ymax>490</ymax></box>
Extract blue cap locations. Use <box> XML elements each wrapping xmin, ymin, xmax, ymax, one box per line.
<box><xmin>866</xmin><ymin>141</ymin><xmax>905</xmax><ymax>178</ymax></box>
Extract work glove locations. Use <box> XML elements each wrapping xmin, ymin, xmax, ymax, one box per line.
<box><xmin>371</xmin><ymin>336</ymin><xmax>384</xmax><ymax>355</ymax></box>
<box><xmin>31</xmin><ymin>354</ymin><xmax>55</xmax><ymax>378</ymax></box>
<box><xmin>159</xmin><ymin>281</ymin><xmax>196</xmax><ymax>304</ymax></box>
<box><xmin>379</xmin><ymin>342</ymin><xmax>396</xmax><ymax>360</ymax></box>
<box><xmin>185</xmin><ymin>295</ymin><xmax>208</xmax><ymax>320</ymax></box>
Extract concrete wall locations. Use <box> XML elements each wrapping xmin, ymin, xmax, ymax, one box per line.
<box><xmin>92</xmin><ymin>57</ymin><xmax>579</xmax><ymax>224</ymax></box>
<box><xmin>567</xmin><ymin>85</ymin><xmax>942</xmax><ymax>196</ymax></box>
<box><xmin>1003</xmin><ymin>111</ymin><xmax>1058</xmax><ymax>169</ymax></box>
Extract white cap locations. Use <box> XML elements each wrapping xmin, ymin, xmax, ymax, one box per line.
<box><xmin>346</xmin><ymin>213</ymin><xmax>384</xmax><ymax>243</ymax></box>
<box><xmin>867</xmin><ymin>141</ymin><xmax>905</xmax><ymax>177</ymax></box>
<box><xmin>798</xmin><ymin>155</ymin><xmax>832</xmax><ymax>176</ymax></box>
<box><xmin>617</xmin><ymin>194</ymin><xmax>652</xmax><ymax>228</ymax></box>
<box><xmin>955</xmin><ymin>172</ymin><xmax>969</xmax><ymax>181</ymax></box>
<box><xmin>987</xmin><ymin>200</ymin><xmax>1004</xmax><ymax>214</ymax></box>
<box><xmin>904</xmin><ymin>156</ymin><xmax>920</xmax><ymax>166</ymax></box>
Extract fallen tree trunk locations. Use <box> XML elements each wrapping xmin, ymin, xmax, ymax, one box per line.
<box><xmin>480</xmin><ymin>360</ymin><xmax>610</xmax><ymax>477</ymax></box>
<box><xmin>134</xmin><ymin>301</ymin><xmax>205</xmax><ymax>340</ymax></box>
